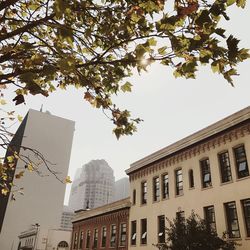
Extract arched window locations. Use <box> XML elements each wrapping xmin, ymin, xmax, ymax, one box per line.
<box><xmin>58</xmin><ymin>241</ymin><xmax>69</xmax><ymax>247</ymax></box>
<box><xmin>189</xmin><ymin>169</ymin><xmax>194</xmax><ymax>188</ymax></box>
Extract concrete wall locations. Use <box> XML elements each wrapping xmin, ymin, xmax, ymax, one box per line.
<box><xmin>0</xmin><ymin>109</ymin><xmax>75</xmax><ymax>250</ymax></box>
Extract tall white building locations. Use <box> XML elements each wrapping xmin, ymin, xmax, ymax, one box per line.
<box><xmin>0</xmin><ymin>109</ymin><xmax>75</xmax><ymax>250</ymax></box>
<box><xmin>68</xmin><ymin>160</ymin><xmax>115</xmax><ymax>211</ymax></box>
<box><xmin>60</xmin><ymin>206</ymin><xmax>74</xmax><ymax>231</ymax></box>
<box><xmin>112</xmin><ymin>177</ymin><xmax>129</xmax><ymax>202</ymax></box>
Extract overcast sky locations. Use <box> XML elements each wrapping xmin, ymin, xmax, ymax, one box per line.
<box><xmin>3</xmin><ymin>4</ymin><xmax>250</xmax><ymax>205</ymax></box>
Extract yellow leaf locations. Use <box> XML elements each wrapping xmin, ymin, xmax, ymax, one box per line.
<box><xmin>17</xmin><ymin>115</ymin><xmax>23</xmax><ymax>122</ymax></box>
<box><xmin>0</xmin><ymin>99</ymin><xmax>7</xmax><ymax>105</ymax></box>
<box><xmin>65</xmin><ymin>176</ymin><xmax>72</xmax><ymax>184</ymax></box>
<box><xmin>27</xmin><ymin>163</ymin><xmax>34</xmax><ymax>172</ymax></box>
<box><xmin>1</xmin><ymin>188</ymin><xmax>9</xmax><ymax>195</ymax></box>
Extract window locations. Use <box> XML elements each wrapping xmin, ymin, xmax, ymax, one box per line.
<box><xmin>218</xmin><ymin>151</ymin><xmax>232</xmax><ymax>183</ymax></box>
<box><xmin>141</xmin><ymin>218</ymin><xmax>147</xmax><ymax>245</ymax></box>
<box><xmin>101</xmin><ymin>227</ymin><xmax>107</xmax><ymax>247</ymax></box>
<box><xmin>131</xmin><ymin>221</ymin><xmax>136</xmax><ymax>245</ymax></box>
<box><xmin>204</xmin><ymin>206</ymin><xmax>216</xmax><ymax>232</ymax></box>
<box><xmin>141</xmin><ymin>181</ymin><xmax>147</xmax><ymax>204</ymax></box>
<box><xmin>93</xmin><ymin>229</ymin><xmax>98</xmax><ymax>249</ymax></box>
<box><xmin>158</xmin><ymin>215</ymin><xmax>165</xmax><ymax>243</ymax></box>
<box><xmin>224</xmin><ymin>201</ymin><xmax>240</xmax><ymax>238</ymax></box>
<box><xmin>132</xmin><ymin>189</ymin><xmax>136</xmax><ymax>205</ymax></box>
<box><xmin>234</xmin><ymin>145</ymin><xmax>249</xmax><ymax>178</ymax></box>
<box><xmin>153</xmin><ymin>177</ymin><xmax>160</xmax><ymax>202</ymax></box>
<box><xmin>162</xmin><ymin>173</ymin><xmax>169</xmax><ymax>199</ymax></box>
<box><xmin>200</xmin><ymin>158</ymin><xmax>212</xmax><ymax>188</ymax></box>
<box><xmin>175</xmin><ymin>169</ymin><xmax>183</xmax><ymax>196</ymax></box>
<box><xmin>120</xmin><ymin>223</ymin><xmax>127</xmax><ymax>246</ymax></box>
<box><xmin>241</xmin><ymin>199</ymin><xmax>250</xmax><ymax>237</ymax></box>
<box><xmin>79</xmin><ymin>231</ymin><xmax>84</xmax><ymax>248</ymax></box>
<box><xmin>73</xmin><ymin>232</ymin><xmax>78</xmax><ymax>249</ymax></box>
<box><xmin>189</xmin><ymin>169</ymin><xmax>194</xmax><ymax>188</ymax></box>
<box><xmin>110</xmin><ymin>225</ymin><xmax>116</xmax><ymax>247</ymax></box>
<box><xmin>86</xmin><ymin>230</ymin><xmax>91</xmax><ymax>248</ymax></box>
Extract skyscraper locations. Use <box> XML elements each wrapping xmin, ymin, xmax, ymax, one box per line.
<box><xmin>68</xmin><ymin>159</ymin><xmax>115</xmax><ymax>211</ymax></box>
<box><xmin>0</xmin><ymin>109</ymin><xmax>75</xmax><ymax>250</ymax></box>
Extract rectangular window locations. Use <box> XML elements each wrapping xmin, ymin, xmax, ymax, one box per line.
<box><xmin>189</xmin><ymin>169</ymin><xmax>194</xmax><ymax>188</ymax></box>
<box><xmin>175</xmin><ymin>169</ymin><xmax>183</xmax><ymax>196</ymax></box>
<box><xmin>241</xmin><ymin>199</ymin><xmax>250</xmax><ymax>237</ymax></box>
<box><xmin>131</xmin><ymin>221</ymin><xmax>136</xmax><ymax>245</ymax></box>
<box><xmin>204</xmin><ymin>206</ymin><xmax>216</xmax><ymax>232</ymax></box>
<box><xmin>73</xmin><ymin>232</ymin><xmax>78</xmax><ymax>249</ymax></box>
<box><xmin>120</xmin><ymin>223</ymin><xmax>127</xmax><ymax>246</ymax></box>
<box><xmin>200</xmin><ymin>158</ymin><xmax>212</xmax><ymax>188</ymax></box>
<box><xmin>218</xmin><ymin>151</ymin><xmax>232</xmax><ymax>183</ymax></box>
<box><xmin>153</xmin><ymin>177</ymin><xmax>160</xmax><ymax>202</ymax></box>
<box><xmin>132</xmin><ymin>189</ymin><xmax>136</xmax><ymax>205</ymax></box>
<box><xmin>162</xmin><ymin>174</ymin><xmax>169</xmax><ymax>199</ymax></box>
<box><xmin>110</xmin><ymin>225</ymin><xmax>116</xmax><ymax>247</ymax></box>
<box><xmin>79</xmin><ymin>231</ymin><xmax>84</xmax><ymax>248</ymax></box>
<box><xmin>93</xmin><ymin>229</ymin><xmax>98</xmax><ymax>249</ymax></box>
<box><xmin>234</xmin><ymin>145</ymin><xmax>249</xmax><ymax>178</ymax></box>
<box><xmin>86</xmin><ymin>230</ymin><xmax>91</xmax><ymax>249</ymax></box>
<box><xmin>141</xmin><ymin>181</ymin><xmax>147</xmax><ymax>204</ymax></box>
<box><xmin>158</xmin><ymin>215</ymin><xmax>165</xmax><ymax>243</ymax></box>
<box><xmin>224</xmin><ymin>201</ymin><xmax>240</xmax><ymax>238</ymax></box>
<box><xmin>101</xmin><ymin>227</ymin><xmax>107</xmax><ymax>247</ymax></box>
<box><xmin>141</xmin><ymin>218</ymin><xmax>147</xmax><ymax>245</ymax></box>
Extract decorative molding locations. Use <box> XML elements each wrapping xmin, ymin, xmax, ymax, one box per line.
<box><xmin>129</xmin><ymin>123</ymin><xmax>250</xmax><ymax>181</ymax></box>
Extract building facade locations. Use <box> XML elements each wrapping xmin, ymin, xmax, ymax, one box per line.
<box><xmin>126</xmin><ymin>107</ymin><xmax>250</xmax><ymax>250</ymax></box>
<box><xmin>69</xmin><ymin>160</ymin><xmax>115</xmax><ymax>211</ymax></box>
<box><xmin>0</xmin><ymin>109</ymin><xmax>75</xmax><ymax>250</ymax></box>
<box><xmin>71</xmin><ymin>198</ymin><xmax>130</xmax><ymax>250</ymax></box>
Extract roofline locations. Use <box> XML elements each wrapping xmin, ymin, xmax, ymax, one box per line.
<box><xmin>126</xmin><ymin>106</ymin><xmax>250</xmax><ymax>175</ymax></box>
<box><xmin>72</xmin><ymin>198</ymin><xmax>131</xmax><ymax>223</ymax></box>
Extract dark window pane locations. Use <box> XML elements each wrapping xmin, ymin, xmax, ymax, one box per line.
<box><xmin>175</xmin><ymin>169</ymin><xmax>183</xmax><ymax>195</ymax></box>
<box><xmin>204</xmin><ymin>206</ymin><xmax>216</xmax><ymax>232</ymax></box>
<box><xmin>141</xmin><ymin>219</ymin><xmax>147</xmax><ymax>245</ymax></box>
<box><xmin>162</xmin><ymin>174</ymin><xmax>169</xmax><ymax>199</ymax></box>
<box><xmin>131</xmin><ymin>221</ymin><xmax>136</xmax><ymax>245</ymax></box>
<box><xmin>158</xmin><ymin>215</ymin><xmax>165</xmax><ymax>243</ymax></box>
<box><xmin>242</xmin><ymin>199</ymin><xmax>250</xmax><ymax>237</ymax></box>
<box><xmin>234</xmin><ymin>145</ymin><xmax>249</xmax><ymax>178</ymax></box>
<box><xmin>153</xmin><ymin>177</ymin><xmax>160</xmax><ymax>201</ymax></box>
<box><xmin>200</xmin><ymin>159</ymin><xmax>212</xmax><ymax>188</ymax></box>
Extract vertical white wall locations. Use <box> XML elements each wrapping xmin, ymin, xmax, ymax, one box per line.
<box><xmin>0</xmin><ymin>109</ymin><xmax>75</xmax><ymax>250</ymax></box>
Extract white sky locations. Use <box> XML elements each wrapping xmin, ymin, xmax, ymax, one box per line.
<box><xmin>3</xmin><ymin>5</ymin><xmax>250</xmax><ymax>205</ymax></box>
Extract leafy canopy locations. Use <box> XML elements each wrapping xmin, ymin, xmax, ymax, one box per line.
<box><xmin>0</xmin><ymin>0</ymin><xmax>249</xmax><ymax>139</ymax></box>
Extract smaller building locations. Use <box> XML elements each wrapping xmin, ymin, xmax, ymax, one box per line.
<box><xmin>18</xmin><ymin>226</ymin><xmax>71</xmax><ymax>250</ymax></box>
<box><xmin>112</xmin><ymin>177</ymin><xmax>129</xmax><ymax>202</ymax></box>
<box><xmin>61</xmin><ymin>206</ymin><xmax>74</xmax><ymax>231</ymax></box>
<box><xmin>71</xmin><ymin>198</ymin><xmax>130</xmax><ymax>250</ymax></box>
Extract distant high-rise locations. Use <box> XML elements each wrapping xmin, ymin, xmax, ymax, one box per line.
<box><xmin>68</xmin><ymin>160</ymin><xmax>115</xmax><ymax>211</ymax></box>
<box><xmin>0</xmin><ymin>109</ymin><xmax>75</xmax><ymax>250</ymax></box>
<box><xmin>112</xmin><ymin>177</ymin><xmax>129</xmax><ymax>202</ymax></box>
<box><xmin>60</xmin><ymin>206</ymin><xmax>74</xmax><ymax>231</ymax></box>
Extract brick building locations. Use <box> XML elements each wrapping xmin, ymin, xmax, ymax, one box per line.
<box><xmin>71</xmin><ymin>198</ymin><xmax>130</xmax><ymax>250</ymax></box>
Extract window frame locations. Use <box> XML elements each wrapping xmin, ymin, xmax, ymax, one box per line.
<box><xmin>119</xmin><ymin>223</ymin><xmax>127</xmax><ymax>247</ymax></box>
<box><xmin>162</xmin><ymin>173</ymin><xmax>169</xmax><ymax>199</ymax></box>
<box><xmin>200</xmin><ymin>158</ymin><xmax>212</xmax><ymax>188</ymax></box>
<box><xmin>110</xmin><ymin>224</ymin><xmax>116</xmax><ymax>248</ymax></box>
<box><xmin>140</xmin><ymin>218</ymin><xmax>147</xmax><ymax>245</ymax></box>
<box><xmin>241</xmin><ymin>199</ymin><xmax>250</xmax><ymax>237</ymax></box>
<box><xmin>188</xmin><ymin>169</ymin><xmax>194</xmax><ymax>188</ymax></box>
<box><xmin>79</xmin><ymin>231</ymin><xmax>84</xmax><ymax>249</ymax></box>
<box><xmin>93</xmin><ymin>228</ymin><xmax>98</xmax><ymax>249</ymax></box>
<box><xmin>158</xmin><ymin>215</ymin><xmax>165</xmax><ymax>244</ymax></box>
<box><xmin>86</xmin><ymin>230</ymin><xmax>91</xmax><ymax>249</ymax></box>
<box><xmin>73</xmin><ymin>231</ymin><xmax>78</xmax><ymax>249</ymax></box>
<box><xmin>204</xmin><ymin>205</ymin><xmax>216</xmax><ymax>232</ymax></box>
<box><xmin>101</xmin><ymin>226</ymin><xmax>107</xmax><ymax>248</ymax></box>
<box><xmin>153</xmin><ymin>176</ymin><xmax>160</xmax><ymax>202</ymax></box>
<box><xmin>175</xmin><ymin>168</ymin><xmax>183</xmax><ymax>196</ymax></box>
<box><xmin>218</xmin><ymin>151</ymin><xmax>232</xmax><ymax>183</ymax></box>
<box><xmin>132</xmin><ymin>189</ymin><xmax>136</xmax><ymax>205</ymax></box>
<box><xmin>131</xmin><ymin>220</ymin><xmax>137</xmax><ymax>246</ymax></box>
<box><xmin>224</xmin><ymin>201</ymin><xmax>241</xmax><ymax>238</ymax></box>
<box><xmin>141</xmin><ymin>181</ymin><xmax>147</xmax><ymax>205</ymax></box>
<box><xmin>234</xmin><ymin>145</ymin><xmax>249</xmax><ymax>179</ymax></box>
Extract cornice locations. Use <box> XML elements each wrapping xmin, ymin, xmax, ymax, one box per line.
<box><xmin>128</xmin><ymin>122</ymin><xmax>250</xmax><ymax>181</ymax></box>
<box><xmin>126</xmin><ymin>106</ymin><xmax>250</xmax><ymax>176</ymax></box>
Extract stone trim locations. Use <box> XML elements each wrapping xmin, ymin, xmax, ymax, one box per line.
<box><xmin>129</xmin><ymin>123</ymin><xmax>250</xmax><ymax>181</ymax></box>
